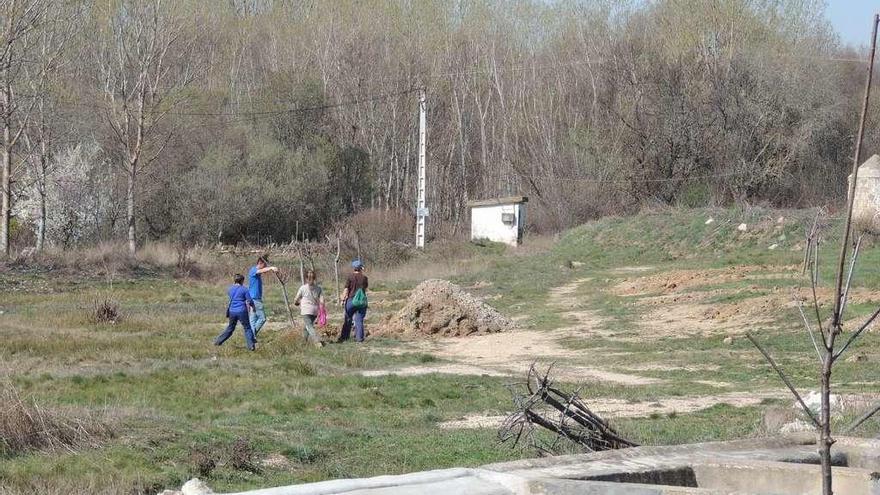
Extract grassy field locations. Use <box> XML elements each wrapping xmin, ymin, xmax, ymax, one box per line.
<box><xmin>3</xmin><ymin>207</ymin><xmax>880</xmax><ymax>494</ymax></box>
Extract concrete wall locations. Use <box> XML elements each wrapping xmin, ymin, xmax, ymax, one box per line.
<box><xmin>690</xmin><ymin>460</ymin><xmax>880</xmax><ymax>495</ymax></box>
<box><xmin>470</xmin><ymin>203</ymin><xmax>524</xmax><ymax>247</ymax></box>
<box><xmin>159</xmin><ymin>435</ymin><xmax>880</xmax><ymax>495</ymax></box>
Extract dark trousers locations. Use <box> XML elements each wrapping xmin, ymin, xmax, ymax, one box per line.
<box><xmin>338</xmin><ymin>300</ymin><xmax>367</xmax><ymax>342</ymax></box>
<box><xmin>215</xmin><ymin>310</ymin><xmax>256</xmax><ymax>350</ymax></box>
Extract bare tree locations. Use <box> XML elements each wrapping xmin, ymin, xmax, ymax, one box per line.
<box><xmin>745</xmin><ymin>14</ymin><xmax>879</xmax><ymax>495</ymax></box>
<box><xmin>0</xmin><ymin>0</ymin><xmax>867</xmax><ymax>251</ymax></box>
<box><xmin>0</xmin><ymin>0</ymin><xmax>53</xmax><ymax>257</ymax></box>
<box><xmin>95</xmin><ymin>0</ymin><xmax>193</xmax><ymax>255</ymax></box>
<box><xmin>18</xmin><ymin>1</ymin><xmax>78</xmax><ymax>252</ymax></box>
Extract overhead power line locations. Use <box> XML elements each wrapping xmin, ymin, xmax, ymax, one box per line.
<box><xmin>516</xmin><ymin>169</ymin><xmax>759</xmax><ymax>184</ymax></box>
<box><xmin>168</xmin><ymin>88</ymin><xmax>421</xmax><ymax>118</ymax></box>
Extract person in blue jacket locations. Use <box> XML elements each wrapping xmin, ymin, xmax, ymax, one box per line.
<box><xmin>215</xmin><ymin>274</ymin><xmax>257</xmax><ymax>351</ymax></box>
<box><xmin>248</xmin><ymin>255</ymin><xmax>278</xmax><ymax>338</ymax></box>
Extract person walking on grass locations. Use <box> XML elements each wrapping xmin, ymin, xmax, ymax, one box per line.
<box><xmin>248</xmin><ymin>255</ymin><xmax>278</xmax><ymax>339</ymax></box>
<box><xmin>294</xmin><ymin>269</ymin><xmax>326</xmax><ymax>347</ymax></box>
<box><xmin>215</xmin><ymin>274</ymin><xmax>257</xmax><ymax>351</ymax></box>
<box><xmin>337</xmin><ymin>259</ymin><xmax>369</xmax><ymax>343</ymax></box>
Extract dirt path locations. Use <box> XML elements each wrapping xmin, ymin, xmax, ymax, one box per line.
<box><xmin>438</xmin><ymin>390</ymin><xmax>787</xmax><ymax>429</ymax></box>
<box><xmin>366</xmin><ymin>278</ymin><xmax>660</xmax><ymax>385</ymax></box>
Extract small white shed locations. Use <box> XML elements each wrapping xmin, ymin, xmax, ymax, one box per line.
<box><xmin>467</xmin><ymin>196</ymin><xmax>528</xmax><ymax>247</ymax></box>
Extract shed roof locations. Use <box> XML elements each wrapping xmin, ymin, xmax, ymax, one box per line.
<box><xmin>850</xmin><ymin>154</ymin><xmax>880</xmax><ymax>179</ymax></box>
<box><xmin>466</xmin><ymin>196</ymin><xmax>529</xmax><ymax>208</ymax></box>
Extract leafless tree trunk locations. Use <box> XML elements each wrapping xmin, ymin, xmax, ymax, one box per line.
<box><xmin>22</xmin><ymin>14</ymin><xmax>75</xmax><ymax>252</ymax></box>
<box><xmin>97</xmin><ymin>0</ymin><xmax>193</xmax><ymax>255</ymax></box>
<box><xmin>746</xmin><ymin>15</ymin><xmax>880</xmax><ymax>495</ymax></box>
<box><xmin>0</xmin><ymin>0</ymin><xmax>45</xmax><ymax>256</ymax></box>
<box><xmin>821</xmin><ymin>15</ymin><xmax>879</xmax><ymax>494</ymax></box>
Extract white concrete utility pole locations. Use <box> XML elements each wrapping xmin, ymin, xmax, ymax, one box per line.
<box><xmin>416</xmin><ymin>88</ymin><xmax>427</xmax><ymax>248</ymax></box>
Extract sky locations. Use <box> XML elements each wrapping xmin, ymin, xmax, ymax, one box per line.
<box><xmin>826</xmin><ymin>0</ymin><xmax>879</xmax><ymax>46</ymax></box>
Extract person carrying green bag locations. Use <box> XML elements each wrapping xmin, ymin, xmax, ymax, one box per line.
<box><xmin>337</xmin><ymin>259</ymin><xmax>369</xmax><ymax>343</ymax></box>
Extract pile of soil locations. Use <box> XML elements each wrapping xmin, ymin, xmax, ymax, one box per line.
<box><xmin>383</xmin><ymin>279</ymin><xmax>513</xmax><ymax>337</ymax></box>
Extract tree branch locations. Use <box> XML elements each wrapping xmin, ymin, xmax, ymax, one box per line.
<box><xmin>839</xmin><ymin>234</ymin><xmax>863</xmax><ymax>322</ymax></box>
<box><xmin>845</xmin><ymin>401</ymin><xmax>880</xmax><ymax>433</ymax></box>
<box><xmin>745</xmin><ymin>332</ymin><xmax>821</xmax><ymax>428</ymax></box>
<box><xmin>797</xmin><ymin>299</ymin><xmax>823</xmax><ymax>363</ymax></box>
<box><xmin>833</xmin><ymin>305</ymin><xmax>880</xmax><ymax>362</ymax></box>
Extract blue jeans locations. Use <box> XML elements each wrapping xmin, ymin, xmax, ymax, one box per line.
<box><xmin>249</xmin><ymin>299</ymin><xmax>266</xmax><ymax>337</ymax></box>
<box><xmin>339</xmin><ymin>300</ymin><xmax>367</xmax><ymax>342</ymax></box>
<box><xmin>215</xmin><ymin>311</ymin><xmax>256</xmax><ymax>350</ymax></box>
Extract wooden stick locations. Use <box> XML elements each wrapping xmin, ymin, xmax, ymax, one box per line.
<box><xmin>803</xmin><ymin>210</ymin><xmax>820</xmax><ymax>275</ymax></box>
<box><xmin>334</xmin><ymin>233</ymin><xmax>341</xmax><ymax>306</ymax></box>
<box><xmin>274</xmin><ymin>272</ymin><xmax>296</xmax><ymax>328</ymax></box>
<box><xmin>295</xmin><ymin>242</ymin><xmax>305</xmax><ymax>285</ymax></box>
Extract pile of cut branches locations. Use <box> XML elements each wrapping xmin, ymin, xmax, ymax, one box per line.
<box><xmin>499</xmin><ymin>364</ymin><xmax>637</xmax><ymax>455</ymax></box>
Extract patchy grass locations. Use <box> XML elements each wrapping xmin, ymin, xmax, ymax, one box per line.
<box><xmin>3</xmin><ymin>207</ymin><xmax>880</xmax><ymax>493</ymax></box>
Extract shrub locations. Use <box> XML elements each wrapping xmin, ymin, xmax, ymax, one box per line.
<box><xmin>228</xmin><ymin>437</ymin><xmax>260</xmax><ymax>473</ymax></box>
<box><xmin>88</xmin><ymin>297</ymin><xmax>121</xmax><ymax>325</ymax></box>
<box><xmin>188</xmin><ymin>446</ymin><xmax>218</xmax><ymax>478</ymax></box>
<box><xmin>332</xmin><ymin>208</ymin><xmax>414</xmax><ymax>267</ymax></box>
<box><xmin>2</xmin><ymin>241</ymin><xmax>229</xmax><ymax>281</ymax></box>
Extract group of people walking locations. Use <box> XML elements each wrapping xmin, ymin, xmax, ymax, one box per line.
<box><xmin>214</xmin><ymin>255</ymin><xmax>370</xmax><ymax>351</ymax></box>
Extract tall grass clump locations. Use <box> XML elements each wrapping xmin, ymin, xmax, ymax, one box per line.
<box><xmin>88</xmin><ymin>296</ymin><xmax>122</xmax><ymax>325</ymax></box>
<box><xmin>0</xmin><ymin>385</ymin><xmax>112</xmax><ymax>457</ymax></box>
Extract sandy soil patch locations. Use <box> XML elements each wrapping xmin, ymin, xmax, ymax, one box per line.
<box><xmin>558</xmin><ymin>310</ymin><xmax>618</xmax><ymax>339</ymax></box>
<box><xmin>548</xmin><ymin>278</ymin><xmax>593</xmax><ymax>310</ymax></box>
<box><xmin>360</xmin><ymin>358</ymin><xmax>661</xmax><ymax>385</ymax></box>
<box><xmin>609</xmin><ymin>266</ymin><xmax>656</xmax><ymax>274</ymax></box>
<box><xmin>642</xmin><ymin>301</ymin><xmax>779</xmax><ymax>338</ymax></box>
<box><xmin>381</xmin><ymin>277</ymin><xmax>659</xmax><ymax>385</ymax></box>
<box><xmin>604</xmin><ymin>261</ymin><xmax>880</xmax><ymax>339</ymax></box>
<box><xmin>438</xmin><ymin>390</ymin><xmax>788</xmax><ymax>429</ymax></box>
<box><xmin>359</xmin><ymin>364</ymin><xmax>508</xmax><ymax>378</ymax></box>
<box><xmin>439</xmin><ymin>414</ymin><xmax>509</xmax><ymax>429</ymax></box>
<box><xmin>611</xmin><ymin>265</ymin><xmax>800</xmax><ymax>297</ymax></box>
<box><xmin>260</xmin><ymin>453</ymin><xmax>293</xmax><ymax>469</ymax></box>
<box><xmin>547</xmin><ymin>278</ymin><xmax>619</xmax><ymax>338</ymax></box>
<box><xmin>415</xmin><ymin>328</ymin><xmax>658</xmax><ymax>385</ymax></box>
<box><xmin>558</xmin><ymin>367</ymin><xmax>663</xmax><ymax>385</ymax></box>
<box><xmin>620</xmin><ymin>363</ymin><xmax>721</xmax><ymax>372</ymax></box>
<box><xmin>632</xmin><ymin>284</ymin><xmax>880</xmax><ymax>339</ymax></box>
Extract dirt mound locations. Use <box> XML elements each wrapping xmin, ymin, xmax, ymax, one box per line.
<box><xmin>382</xmin><ymin>279</ymin><xmax>513</xmax><ymax>337</ymax></box>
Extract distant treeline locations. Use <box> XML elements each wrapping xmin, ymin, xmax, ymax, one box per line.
<box><xmin>0</xmin><ymin>0</ymin><xmax>873</xmax><ymax>254</ymax></box>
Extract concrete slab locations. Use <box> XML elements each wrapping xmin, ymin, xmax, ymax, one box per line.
<box><xmin>158</xmin><ymin>435</ymin><xmax>880</xmax><ymax>495</ymax></box>
<box><xmin>223</xmin><ymin>469</ymin><xmax>529</xmax><ymax>495</ymax></box>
